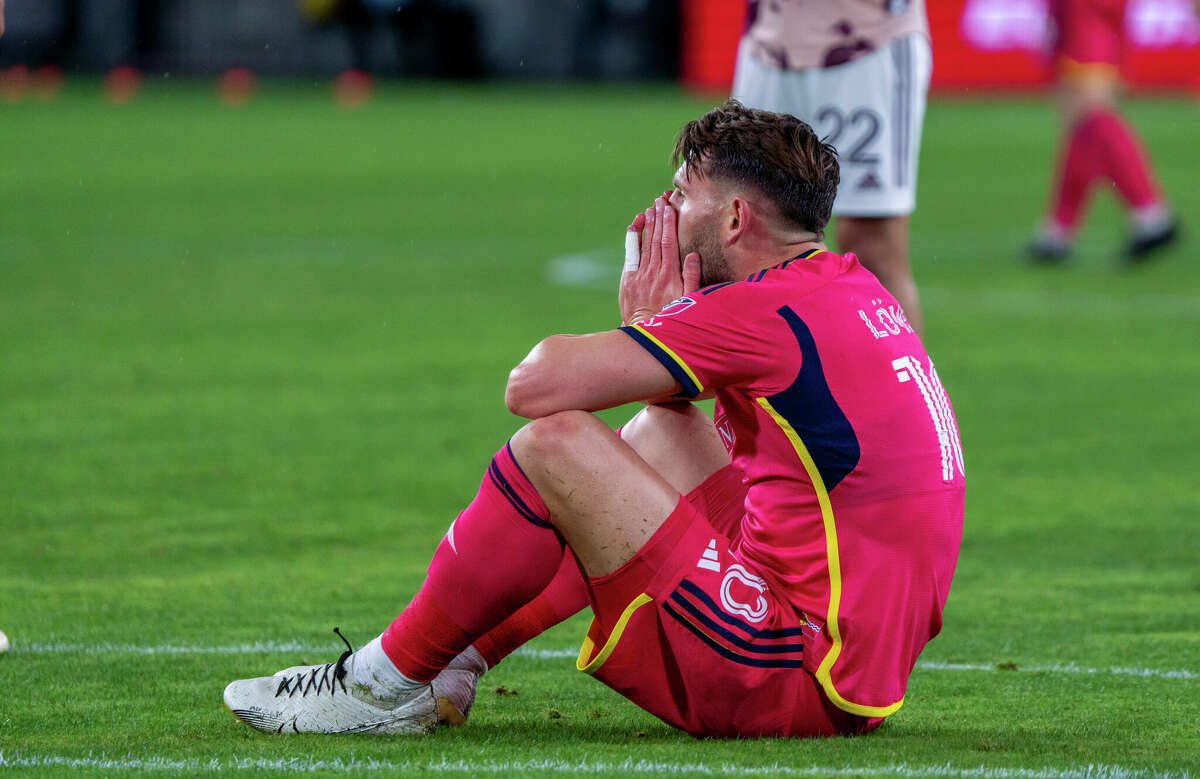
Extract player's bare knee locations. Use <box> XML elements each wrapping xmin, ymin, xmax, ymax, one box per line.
<box><xmin>511</xmin><ymin>410</ymin><xmax>606</xmax><ymax>471</ymax></box>
<box><xmin>621</xmin><ymin>403</ymin><xmax>708</xmax><ymax>449</ymax></box>
<box><xmin>621</xmin><ymin>403</ymin><xmax>727</xmax><ymax>495</ymax></box>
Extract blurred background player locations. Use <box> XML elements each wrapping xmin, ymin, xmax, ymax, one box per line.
<box><xmin>732</xmin><ymin>0</ymin><xmax>930</xmax><ymax>334</ymax></box>
<box><xmin>1028</xmin><ymin>0</ymin><xmax>1182</xmax><ymax>264</ymax></box>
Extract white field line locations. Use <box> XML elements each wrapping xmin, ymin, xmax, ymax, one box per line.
<box><xmin>912</xmin><ymin>661</ymin><xmax>1197</xmax><ymax>681</ymax></box>
<box><xmin>8</xmin><ymin>642</ymin><xmax>1197</xmax><ymax>681</ymax></box>
<box><xmin>0</xmin><ymin>753</ymin><xmax>1193</xmax><ymax>779</ymax></box>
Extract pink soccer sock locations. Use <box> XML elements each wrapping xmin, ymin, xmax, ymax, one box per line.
<box><xmin>1049</xmin><ymin>112</ymin><xmax>1101</xmax><ymax>231</ymax></box>
<box><xmin>1086</xmin><ymin>107</ymin><xmax>1163</xmax><ymax>210</ymax></box>
<box><xmin>473</xmin><ymin>551</ymin><xmax>589</xmax><ymax>669</ymax></box>
<box><xmin>466</xmin><ymin>426</ymin><xmax>631</xmax><ymax>668</ymax></box>
<box><xmin>381</xmin><ymin>443</ymin><xmax>564</xmax><ymax>682</ymax></box>
<box><xmin>1049</xmin><ymin>108</ymin><xmax>1165</xmax><ymax>231</ymax></box>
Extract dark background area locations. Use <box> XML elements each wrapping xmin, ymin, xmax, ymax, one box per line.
<box><xmin>0</xmin><ymin>0</ymin><xmax>681</xmax><ymax>80</ymax></box>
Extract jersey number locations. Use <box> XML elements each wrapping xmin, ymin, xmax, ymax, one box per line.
<box><xmin>892</xmin><ymin>355</ymin><xmax>964</xmax><ymax>482</ymax></box>
<box><xmin>815</xmin><ymin>106</ymin><xmax>881</xmax><ymax>164</ymax></box>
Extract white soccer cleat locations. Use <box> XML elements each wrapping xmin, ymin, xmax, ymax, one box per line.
<box><xmin>431</xmin><ymin>645</ymin><xmax>488</xmax><ymax>726</ymax></box>
<box><xmin>223</xmin><ymin>629</ymin><xmax>437</xmax><ymax>735</ymax></box>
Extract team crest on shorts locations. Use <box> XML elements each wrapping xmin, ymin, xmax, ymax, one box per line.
<box><xmin>719</xmin><ymin>564</ymin><xmax>769</xmax><ymax>623</ymax></box>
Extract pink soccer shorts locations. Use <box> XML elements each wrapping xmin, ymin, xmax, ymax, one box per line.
<box><xmin>575</xmin><ymin>466</ymin><xmax>878</xmax><ymax>738</ymax></box>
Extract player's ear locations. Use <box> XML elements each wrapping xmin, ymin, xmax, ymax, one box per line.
<box><xmin>726</xmin><ymin>197</ymin><xmax>750</xmax><ymax>245</ymax></box>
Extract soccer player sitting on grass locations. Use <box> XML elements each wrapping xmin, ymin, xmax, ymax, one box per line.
<box><xmin>224</xmin><ymin>100</ymin><xmax>965</xmax><ymax>739</ymax></box>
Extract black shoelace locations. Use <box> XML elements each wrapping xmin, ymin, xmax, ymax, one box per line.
<box><xmin>273</xmin><ymin>627</ymin><xmax>355</xmax><ymax>698</ymax></box>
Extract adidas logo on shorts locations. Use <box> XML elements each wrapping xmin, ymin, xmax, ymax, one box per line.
<box><xmin>696</xmin><ymin>539</ymin><xmax>721</xmax><ymax>572</ymax></box>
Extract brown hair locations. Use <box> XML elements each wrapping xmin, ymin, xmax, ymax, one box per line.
<box><xmin>672</xmin><ymin>99</ymin><xmax>839</xmax><ymax>236</ymax></box>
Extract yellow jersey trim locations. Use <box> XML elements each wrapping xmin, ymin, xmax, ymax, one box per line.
<box><xmin>576</xmin><ymin>593</ymin><xmax>654</xmax><ymax>675</ymax></box>
<box><xmin>630</xmin><ymin>324</ymin><xmax>705</xmax><ymax>396</ymax></box>
<box><xmin>756</xmin><ymin>397</ymin><xmax>905</xmax><ymax>719</ymax></box>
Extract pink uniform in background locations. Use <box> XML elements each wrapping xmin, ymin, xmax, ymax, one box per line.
<box><xmin>1051</xmin><ymin>0</ymin><xmax>1127</xmax><ymax>74</ymax></box>
<box><xmin>1032</xmin><ymin>0</ymin><xmax>1179</xmax><ymax>262</ymax></box>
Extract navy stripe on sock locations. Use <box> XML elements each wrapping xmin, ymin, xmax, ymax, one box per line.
<box><xmin>487</xmin><ymin>460</ymin><xmax>553</xmax><ymax>529</ymax></box>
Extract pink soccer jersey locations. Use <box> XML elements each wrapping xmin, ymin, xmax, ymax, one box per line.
<box><xmin>1051</xmin><ymin>0</ymin><xmax>1127</xmax><ymax>71</ymax></box>
<box><xmin>619</xmin><ymin>248</ymin><xmax>964</xmax><ymax>718</ymax></box>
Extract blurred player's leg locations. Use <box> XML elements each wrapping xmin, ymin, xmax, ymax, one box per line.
<box><xmin>1032</xmin><ymin>101</ymin><xmax>1102</xmax><ymax>262</ymax></box>
<box><xmin>837</xmin><ymin>215</ymin><xmax>921</xmax><ymax>334</ymax></box>
<box><xmin>1032</xmin><ymin>0</ymin><xmax>1177</xmax><ymax>263</ymax></box>
<box><xmin>1085</xmin><ymin>107</ymin><xmax>1176</xmax><ymax>260</ymax></box>
<box><xmin>1035</xmin><ymin>94</ymin><xmax>1174</xmax><ymax>263</ymax></box>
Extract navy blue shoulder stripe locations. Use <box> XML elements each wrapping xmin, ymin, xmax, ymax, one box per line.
<box><xmin>699</xmin><ymin>281</ymin><xmax>736</xmax><ymax>296</ymax></box>
<box><xmin>618</xmin><ymin>326</ymin><xmax>701</xmax><ymax>399</ymax></box>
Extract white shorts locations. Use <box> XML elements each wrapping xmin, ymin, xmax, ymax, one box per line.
<box><xmin>732</xmin><ymin>34</ymin><xmax>932</xmax><ymax>218</ymax></box>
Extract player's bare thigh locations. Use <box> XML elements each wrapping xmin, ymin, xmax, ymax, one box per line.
<box><xmin>1058</xmin><ymin>77</ymin><xmax>1118</xmax><ymax>123</ymax></box>
<box><xmin>619</xmin><ymin>403</ymin><xmax>729</xmax><ymax>496</ymax></box>
<box><xmin>510</xmin><ymin>406</ymin><xmax>727</xmax><ymax>578</ymax></box>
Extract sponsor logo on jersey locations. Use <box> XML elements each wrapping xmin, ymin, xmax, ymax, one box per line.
<box><xmin>641</xmin><ymin>296</ymin><xmax>696</xmax><ymax>328</ymax></box>
<box><xmin>715</xmin><ymin>413</ymin><xmax>736</xmax><ymax>453</ymax></box>
<box><xmin>658</xmin><ymin>296</ymin><xmax>696</xmax><ymax>317</ymax></box>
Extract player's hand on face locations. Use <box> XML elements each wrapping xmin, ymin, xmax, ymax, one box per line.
<box><xmin>619</xmin><ymin>197</ymin><xmax>701</xmax><ymax>326</ymax></box>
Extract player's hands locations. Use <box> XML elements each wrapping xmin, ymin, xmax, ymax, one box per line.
<box><xmin>619</xmin><ymin>196</ymin><xmax>701</xmax><ymax>326</ymax></box>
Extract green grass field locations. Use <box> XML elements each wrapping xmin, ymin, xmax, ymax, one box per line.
<box><xmin>1</xmin><ymin>80</ymin><xmax>1197</xmax><ymax>778</ymax></box>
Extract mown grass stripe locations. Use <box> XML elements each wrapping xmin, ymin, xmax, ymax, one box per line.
<box><xmin>8</xmin><ymin>643</ymin><xmax>1196</xmax><ymax>681</ymax></box>
<box><xmin>0</xmin><ymin>753</ymin><xmax>1193</xmax><ymax>779</ymax></box>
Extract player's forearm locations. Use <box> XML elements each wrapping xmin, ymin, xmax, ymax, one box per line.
<box><xmin>505</xmin><ymin>332</ymin><xmax>677</xmax><ymax>419</ymax></box>
<box><xmin>507</xmin><ymin>335</ymin><xmax>623</xmax><ymax>419</ymax></box>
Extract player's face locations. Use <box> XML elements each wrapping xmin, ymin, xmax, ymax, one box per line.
<box><xmin>669</xmin><ymin>164</ymin><xmax>733</xmax><ymax>287</ymax></box>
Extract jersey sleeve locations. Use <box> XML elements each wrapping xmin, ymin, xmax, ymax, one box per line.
<box><xmin>619</xmin><ymin>284</ymin><xmax>790</xmax><ymax>398</ymax></box>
